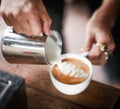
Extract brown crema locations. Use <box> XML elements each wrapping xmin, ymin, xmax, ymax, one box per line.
<box><xmin>52</xmin><ymin>58</ymin><xmax>90</xmax><ymax>84</ymax></box>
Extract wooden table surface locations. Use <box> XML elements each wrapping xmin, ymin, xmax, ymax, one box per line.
<box><xmin>0</xmin><ymin>52</ymin><xmax>120</xmax><ymax>109</ymax></box>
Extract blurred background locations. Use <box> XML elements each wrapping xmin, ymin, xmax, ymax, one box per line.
<box><xmin>0</xmin><ymin>0</ymin><xmax>120</xmax><ymax>89</ymax></box>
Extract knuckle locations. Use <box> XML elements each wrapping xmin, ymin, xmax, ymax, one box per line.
<box><xmin>33</xmin><ymin>30</ymin><xmax>42</xmax><ymax>36</ymax></box>
<box><xmin>4</xmin><ymin>11</ymin><xmax>12</xmax><ymax>18</ymax></box>
<box><xmin>100</xmin><ymin>61</ymin><xmax>105</xmax><ymax>65</ymax></box>
<box><xmin>13</xmin><ymin>10</ymin><xmax>20</xmax><ymax>18</ymax></box>
<box><xmin>3</xmin><ymin>9</ymin><xmax>20</xmax><ymax>19</ymax></box>
<box><xmin>26</xmin><ymin>6</ymin><xmax>33</xmax><ymax>13</ymax></box>
<box><xmin>13</xmin><ymin>28</ymin><xmax>21</xmax><ymax>34</ymax></box>
<box><xmin>0</xmin><ymin>9</ymin><xmax>4</xmax><ymax>15</ymax></box>
<box><xmin>48</xmin><ymin>17</ymin><xmax>52</xmax><ymax>25</ymax></box>
<box><xmin>95</xmin><ymin>52</ymin><xmax>101</xmax><ymax>57</ymax></box>
<box><xmin>0</xmin><ymin>6</ymin><xmax>6</xmax><ymax>14</ymax></box>
<box><xmin>111</xmin><ymin>43</ymin><xmax>116</xmax><ymax>50</ymax></box>
<box><xmin>1</xmin><ymin>9</ymin><xmax>8</xmax><ymax>16</ymax></box>
<box><xmin>43</xmin><ymin>15</ymin><xmax>52</xmax><ymax>25</ymax></box>
<box><xmin>23</xmin><ymin>2</ymin><xmax>33</xmax><ymax>13</ymax></box>
<box><xmin>109</xmin><ymin>43</ymin><xmax>116</xmax><ymax>52</ymax></box>
<box><xmin>25</xmin><ymin>32</ymin><xmax>33</xmax><ymax>36</ymax></box>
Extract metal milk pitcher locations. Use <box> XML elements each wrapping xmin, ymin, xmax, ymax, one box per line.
<box><xmin>1</xmin><ymin>27</ymin><xmax>62</xmax><ymax>64</ymax></box>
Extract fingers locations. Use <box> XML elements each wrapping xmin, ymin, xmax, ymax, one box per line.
<box><xmin>81</xmin><ymin>22</ymin><xmax>116</xmax><ymax>65</ymax></box>
<box><xmin>2</xmin><ymin>11</ymin><xmax>32</xmax><ymax>35</ymax></box>
<box><xmin>1</xmin><ymin>14</ymin><xmax>12</xmax><ymax>26</ymax></box>
<box><xmin>81</xmin><ymin>33</ymin><xmax>115</xmax><ymax>65</ymax></box>
<box><xmin>38</xmin><ymin>1</ymin><xmax>52</xmax><ymax>36</ymax></box>
<box><xmin>27</xmin><ymin>10</ymin><xmax>43</xmax><ymax>36</ymax></box>
<box><xmin>42</xmin><ymin>15</ymin><xmax>52</xmax><ymax>36</ymax></box>
<box><xmin>86</xmin><ymin>37</ymin><xmax>115</xmax><ymax>65</ymax></box>
<box><xmin>107</xmin><ymin>39</ymin><xmax>116</xmax><ymax>53</ymax></box>
<box><xmin>85</xmin><ymin>36</ymin><xmax>115</xmax><ymax>65</ymax></box>
<box><xmin>2</xmin><ymin>12</ymin><xmax>24</xmax><ymax>34</ymax></box>
<box><xmin>96</xmin><ymin>31</ymin><xmax>116</xmax><ymax>53</ymax></box>
<box><xmin>87</xmin><ymin>44</ymin><xmax>107</xmax><ymax>65</ymax></box>
<box><xmin>0</xmin><ymin>0</ymin><xmax>52</xmax><ymax>36</ymax></box>
<box><xmin>80</xmin><ymin>31</ymin><xmax>94</xmax><ymax>53</ymax></box>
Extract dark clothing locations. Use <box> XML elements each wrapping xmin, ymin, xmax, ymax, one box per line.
<box><xmin>43</xmin><ymin>0</ymin><xmax>65</xmax><ymax>53</ymax></box>
<box><xmin>105</xmin><ymin>17</ymin><xmax>120</xmax><ymax>83</ymax></box>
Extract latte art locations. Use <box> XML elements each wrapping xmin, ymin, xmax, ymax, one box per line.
<box><xmin>58</xmin><ymin>62</ymin><xmax>89</xmax><ymax>78</ymax></box>
<box><xmin>53</xmin><ymin>58</ymin><xmax>90</xmax><ymax>84</ymax></box>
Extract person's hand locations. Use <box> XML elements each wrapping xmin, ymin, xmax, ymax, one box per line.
<box><xmin>0</xmin><ymin>0</ymin><xmax>52</xmax><ymax>36</ymax></box>
<box><xmin>81</xmin><ymin>10</ymin><xmax>115</xmax><ymax>65</ymax></box>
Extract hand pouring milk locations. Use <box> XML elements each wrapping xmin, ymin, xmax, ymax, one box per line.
<box><xmin>1</xmin><ymin>27</ymin><xmax>62</xmax><ymax>64</ymax></box>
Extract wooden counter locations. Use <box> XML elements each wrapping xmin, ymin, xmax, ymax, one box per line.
<box><xmin>0</xmin><ymin>52</ymin><xmax>120</xmax><ymax>109</ymax></box>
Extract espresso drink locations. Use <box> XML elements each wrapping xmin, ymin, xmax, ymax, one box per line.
<box><xmin>52</xmin><ymin>58</ymin><xmax>90</xmax><ymax>84</ymax></box>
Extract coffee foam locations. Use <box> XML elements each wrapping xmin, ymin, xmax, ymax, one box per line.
<box><xmin>58</xmin><ymin>62</ymin><xmax>89</xmax><ymax>78</ymax></box>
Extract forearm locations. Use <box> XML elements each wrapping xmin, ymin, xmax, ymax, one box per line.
<box><xmin>92</xmin><ymin>0</ymin><xmax>120</xmax><ymax>29</ymax></box>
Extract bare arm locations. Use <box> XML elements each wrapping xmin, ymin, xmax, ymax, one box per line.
<box><xmin>81</xmin><ymin>0</ymin><xmax>120</xmax><ymax>65</ymax></box>
<box><xmin>93</xmin><ymin>0</ymin><xmax>120</xmax><ymax>29</ymax></box>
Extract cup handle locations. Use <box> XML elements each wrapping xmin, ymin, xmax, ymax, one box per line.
<box><xmin>80</xmin><ymin>51</ymin><xmax>89</xmax><ymax>57</ymax></box>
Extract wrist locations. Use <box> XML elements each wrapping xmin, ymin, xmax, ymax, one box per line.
<box><xmin>92</xmin><ymin>8</ymin><xmax>117</xmax><ymax>29</ymax></box>
<box><xmin>95</xmin><ymin>0</ymin><xmax>120</xmax><ymax>29</ymax></box>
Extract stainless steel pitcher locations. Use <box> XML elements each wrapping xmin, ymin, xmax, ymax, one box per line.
<box><xmin>1</xmin><ymin>27</ymin><xmax>62</xmax><ymax>64</ymax></box>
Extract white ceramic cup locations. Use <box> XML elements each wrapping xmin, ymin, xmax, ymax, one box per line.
<box><xmin>49</xmin><ymin>53</ymin><xmax>93</xmax><ymax>95</ymax></box>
